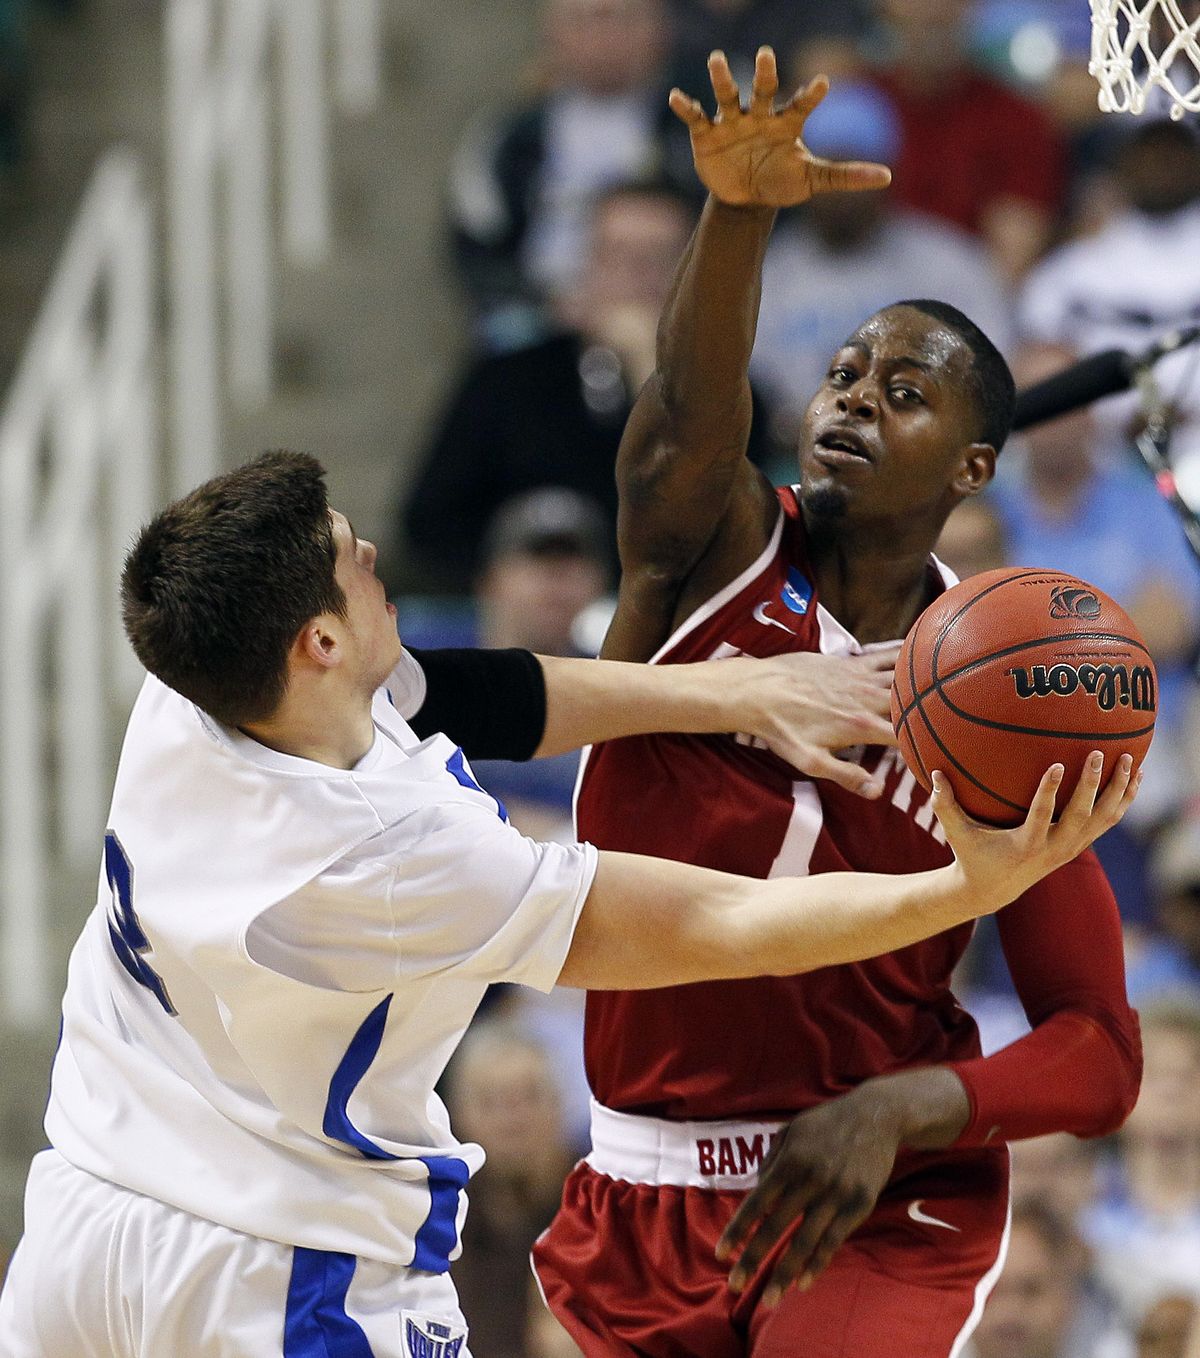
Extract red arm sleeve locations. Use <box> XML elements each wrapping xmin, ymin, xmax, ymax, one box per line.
<box><xmin>946</xmin><ymin>850</ymin><xmax>1142</xmax><ymax>1146</ymax></box>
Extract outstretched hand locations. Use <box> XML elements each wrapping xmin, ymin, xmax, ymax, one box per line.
<box><xmin>670</xmin><ymin>48</ymin><xmax>892</xmax><ymax>208</ymax></box>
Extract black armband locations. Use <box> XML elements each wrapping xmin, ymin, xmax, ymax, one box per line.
<box><xmin>405</xmin><ymin>647</ymin><xmax>547</xmax><ymax>761</ymax></box>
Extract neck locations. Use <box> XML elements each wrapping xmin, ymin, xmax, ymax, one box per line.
<box><xmin>804</xmin><ymin>512</ymin><xmax>939</xmax><ymax>643</ymax></box>
<box><xmin>241</xmin><ymin>687</ymin><xmax>376</xmax><ymax>770</ymax></box>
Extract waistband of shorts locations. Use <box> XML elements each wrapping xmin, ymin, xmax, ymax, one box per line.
<box><xmin>585</xmin><ymin>1099</ymin><xmax>787</xmax><ymax>1190</ymax></box>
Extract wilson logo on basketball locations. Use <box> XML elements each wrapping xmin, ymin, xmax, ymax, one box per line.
<box><xmin>1048</xmin><ymin>586</ymin><xmax>1102</xmax><ymax>619</ymax></box>
<box><xmin>1009</xmin><ymin>663</ymin><xmax>1156</xmax><ymax>712</ymax></box>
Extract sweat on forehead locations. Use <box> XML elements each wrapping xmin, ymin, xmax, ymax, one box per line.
<box><xmin>847</xmin><ymin>307</ymin><xmax>972</xmax><ymax>369</ymax></box>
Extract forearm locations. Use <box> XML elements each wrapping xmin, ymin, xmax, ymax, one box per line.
<box><xmin>655</xmin><ymin>196</ymin><xmax>775</xmax><ymax>438</ymax></box>
<box><xmin>560</xmin><ymin>851</ymin><xmax>998</xmax><ymax>990</ymax></box>
<box><xmin>535</xmin><ymin>654</ymin><xmax>733</xmax><ymax>757</ymax></box>
<box><xmin>729</xmin><ymin>864</ymin><xmax>995</xmax><ymax>981</ymax></box>
<box><xmin>946</xmin><ymin>1007</ymin><xmax>1142</xmax><ymax>1145</ymax></box>
<box><xmin>948</xmin><ymin>853</ymin><xmax>1144</xmax><ymax>1145</ymax></box>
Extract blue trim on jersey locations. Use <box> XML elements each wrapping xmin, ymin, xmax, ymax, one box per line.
<box><xmin>284</xmin><ymin>1248</ymin><xmax>375</xmax><ymax>1357</ymax></box>
<box><xmin>445</xmin><ymin>746</ymin><xmax>508</xmax><ymax>822</ymax></box>
<box><xmin>322</xmin><ymin>995</ymin><xmax>399</xmax><ymax>1160</ymax></box>
<box><xmin>412</xmin><ymin>1156</ymin><xmax>471</xmax><ymax>1273</ymax></box>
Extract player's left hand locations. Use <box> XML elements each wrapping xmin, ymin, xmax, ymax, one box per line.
<box><xmin>669</xmin><ymin>48</ymin><xmax>892</xmax><ymax>208</ymax></box>
<box><xmin>717</xmin><ymin>1068</ymin><xmax>971</xmax><ymax>1302</ymax></box>
<box><xmin>716</xmin><ymin>1086</ymin><xmax>901</xmax><ymax>1304</ymax></box>
<box><xmin>722</xmin><ymin>647</ymin><xmax>900</xmax><ymax>797</ymax></box>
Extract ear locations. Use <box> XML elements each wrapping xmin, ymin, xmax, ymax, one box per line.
<box><xmin>292</xmin><ymin>615</ymin><xmax>343</xmax><ymax>672</ymax></box>
<box><xmin>953</xmin><ymin>443</ymin><xmax>996</xmax><ymax>498</ymax></box>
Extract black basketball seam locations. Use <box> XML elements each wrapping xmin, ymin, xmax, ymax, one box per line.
<box><xmin>932</xmin><ymin>569</ymin><xmax>1064</xmax><ymax>661</ymax></box>
<box><xmin>895</xmin><ymin>630</ymin><xmax>1153</xmax><ymax>727</ymax></box>
<box><xmin>899</xmin><ymin>599</ymin><xmax>934</xmax><ymax>787</ymax></box>
<box><xmin>897</xmin><ymin>571</ymin><xmax>1052</xmax><ymax>813</ymax></box>
<box><xmin>907</xmin><ymin>678</ymin><xmax>1027</xmax><ymax>816</ymax></box>
<box><xmin>928</xmin><ymin>715</ymin><xmax>1155</xmax><ymax>741</ymax></box>
<box><xmin>896</xmin><ymin>571</ymin><xmax>1150</xmax><ymax>819</ymax></box>
<box><xmin>928</xmin><ymin>569</ymin><xmax>1148</xmax><ymax>715</ymax></box>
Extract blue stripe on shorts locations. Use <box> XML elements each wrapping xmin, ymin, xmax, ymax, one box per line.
<box><xmin>284</xmin><ymin>1248</ymin><xmax>375</xmax><ymax>1357</ymax></box>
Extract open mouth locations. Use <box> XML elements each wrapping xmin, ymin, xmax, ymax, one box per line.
<box><xmin>814</xmin><ymin>427</ymin><xmax>873</xmax><ymax>463</ymax></box>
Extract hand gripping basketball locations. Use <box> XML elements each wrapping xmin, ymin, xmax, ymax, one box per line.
<box><xmin>932</xmin><ymin>751</ymin><xmax>1140</xmax><ymax>911</ymax></box>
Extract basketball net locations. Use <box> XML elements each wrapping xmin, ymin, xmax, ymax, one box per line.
<box><xmin>1090</xmin><ymin>0</ymin><xmax>1200</xmax><ymax>118</ymax></box>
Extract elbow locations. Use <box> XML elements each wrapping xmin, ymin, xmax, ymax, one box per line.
<box><xmin>1077</xmin><ymin>1009</ymin><xmax>1143</xmax><ymax>1138</ymax></box>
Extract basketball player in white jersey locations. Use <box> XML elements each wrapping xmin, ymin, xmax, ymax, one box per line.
<box><xmin>0</xmin><ymin>451</ymin><xmax>1136</xmax><ymax>1358</ymax></box>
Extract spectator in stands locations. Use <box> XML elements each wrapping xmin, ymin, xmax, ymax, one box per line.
<box><xmin>968</xmin><ymin>1198</ymin><xmax>1129</xmax><ymax>1358</ymax></box>
<box><xmin>1018</xmin><ymin>119</ymin><xmax>1200</xmax><ymax>503</ymax></box>
<box><xmin>1143</xmin><ymin>817</ymin><xmax>1200</xmax><ymax>999</ymax></box>
<box><xmin>1139</xmin><ymin>1296</ymin><xmax>1198</xmax><ymax>1358</ymax></box>
<box><xmin>400</xmin><ymin>486</ymin><xmax>611</xmax><ymax>840</ymax></box>
<box><xmin>1085</xmin><ymin>1003</ymin><xmax>1200</xmax><ymax>1322</ymax></box>
<box><xmin>1010</xmin><ymin>1133</ymin><xmax>1105</xmax><ymax>1231</ymax></box>
<box><xmin>871</xmin><ymin>0</ymin><xmax>1067</xmax><ymax>282</ymax></box>
<box><xmin>0</xmin><ymin>0</ymin><xmax>29</xmax><ymax>177</ymax></box>
<box><xmin>403</xmin><ymin>491</ymin><xmax>611</xmax><ymax>1157</ymax></box>
<box><xmin>663</xmin><ymin>0</ymin><xmax>867</xmax><ymax>98</ymax></box>
<box><xmin>751</xmin><ymin>80</ymin><xmax>1012</xmax><ymax>455</ymax></box>
<box><xmin>406</xmin><ymin>180</ymin><xmax>773</xmax><ymax>590</ymax></box>
<box><xmin>526</xmin><ymin>1274</ymin><xmax>580</xmax><ymax>1357</ymax></box>
<box><xmin>447</xmin><ymin>0</ymin><xmax>693</xmax><ymax>334</ymax></box>
<box><xmin>990</xmin><ymin>341</ymin><xmax>1200</xmax><ymax>825</ymax></box>
<box><xmin>445</xmin><ymin>1024</ymin><xmax>576</xmax><ymax>1358</ymax></box>
<box><xmin>934</xmin><ymin>498</ymin><xmax>1008</xmax><ymax>581</ymax></box>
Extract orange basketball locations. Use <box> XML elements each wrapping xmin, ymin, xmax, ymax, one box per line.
<box><xmin>891</xmin><ymin>568</ymin><xmax>1157</xmax><ymax>826</ymax></box>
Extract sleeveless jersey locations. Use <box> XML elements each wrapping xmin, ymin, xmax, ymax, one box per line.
<box><xmin>579</xmin><ymin>486</ymin><xmax>979</xmax><ymax>1120</ymax></box>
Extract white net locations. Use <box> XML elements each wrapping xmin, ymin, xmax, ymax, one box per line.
<box><xmin>1090</xmin><ymin>0</ymin><xmax>1200</xmax><ymax>117</ymax></box>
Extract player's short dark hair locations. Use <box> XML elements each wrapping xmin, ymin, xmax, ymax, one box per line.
<box><xmin>890</xmin><ymin>298</ymin><xmax>1016</xmax><ymax>452</ymax></box>
<box><xmin>121</xmin><ymin>450</ymin><xmax>346</xmax><ymax>727</ymax></box>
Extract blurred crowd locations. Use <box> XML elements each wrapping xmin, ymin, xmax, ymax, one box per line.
<box><xmin>398</xmin><ymin>0</ymin><xmax>1200</xmax><ymax>1353</ymax></box>
<box><xmin>4</xmin><ymin>0</ymin><xmax>1200</xmax><ymax>1352</ymax></box>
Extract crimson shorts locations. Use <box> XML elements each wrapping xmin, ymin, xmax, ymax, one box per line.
<box><xmin>533</xmin><ymin>1105</ymin><xmax>1010</xmax><ymax>1358</ymax></box>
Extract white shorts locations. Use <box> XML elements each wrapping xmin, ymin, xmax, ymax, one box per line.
<box><xmin>0</xmin><ymin>1150</ymin><xmax>471</xmax><ymax>1358</ymax></box>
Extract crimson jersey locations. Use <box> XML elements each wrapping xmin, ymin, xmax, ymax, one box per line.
<box><xmin>579</xmin><ymin>487</ymin><xmax>1140</xmax><ymax>1133</ymax></box>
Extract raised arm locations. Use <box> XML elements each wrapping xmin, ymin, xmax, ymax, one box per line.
<box><xmin>607</xmin><ymin>49</ymin><xmax>891</xmax><ymax>660</ymax></box>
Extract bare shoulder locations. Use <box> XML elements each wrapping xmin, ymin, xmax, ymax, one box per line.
<box><xmin>602</xmin><ymin>465</ymin><xmax>780</xmax><ymax>661</ymax></box>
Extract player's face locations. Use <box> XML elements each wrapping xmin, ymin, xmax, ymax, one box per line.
<box><xmin>329</xmin><ymin>510</ymin><xmax>403</xmax><ymax>690</ymax></box>
<box><xmin>797</xmin><ymin>307</ymin><xmax>992</xmax><ymax>531</ymax></box>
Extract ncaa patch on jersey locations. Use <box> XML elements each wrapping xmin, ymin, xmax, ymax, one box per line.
<box><xmin>401</xmin><ymin>1311</ymin><xmax>468</xmax><ymax>1358</ymax></box>
<box><xmin>781</xmin><ymin>566</ymin><xmax>813</xmax><ymax>615</ymax></box>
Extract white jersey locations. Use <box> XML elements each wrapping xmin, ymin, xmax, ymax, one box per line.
<box><xmin>44</xmin><ymin>653</ymin><xmax>597</xmax><ymax>1270</ymax></box>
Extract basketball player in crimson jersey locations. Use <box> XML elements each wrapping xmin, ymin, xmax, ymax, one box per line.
<box><xmin>534</xmin><ymin>50</ymin><xmax>1143</xmax><ymax>1357</ymax></box>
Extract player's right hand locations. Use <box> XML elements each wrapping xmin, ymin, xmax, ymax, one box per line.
<box><xmin>732</xmin><ymin>647</ymin><xmax>900</xmax><ymax>798</ymax></box>
<box><xmin>933</xmin><ymin>752</ymin><xmax>1141</xmax><ymax>909</ymax></box>
<box><xmin>669</xmin><ymin>48</ymin><xmax>892</xmax><ymax>208</ymax></box>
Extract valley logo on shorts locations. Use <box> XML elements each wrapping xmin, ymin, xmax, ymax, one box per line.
<box><xmin>401</xmin><ymin>1312</ymin><xmax>468</xmax><ymax>1358</ymax></box>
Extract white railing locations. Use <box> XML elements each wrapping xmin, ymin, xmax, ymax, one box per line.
<box><xmin>0</xmin><ymin>0</ymin><xmax>383</xmax><ymax>1026</ymax></box>
<box><xmin>165</xmin><ymin>0</ymin><xmax>383</xmax><ymax>497</ymax></box>
<box><xmin>0</xmin><ymin>151</ymin><xmax>158</xmax><ymax>1026</ymax></box>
